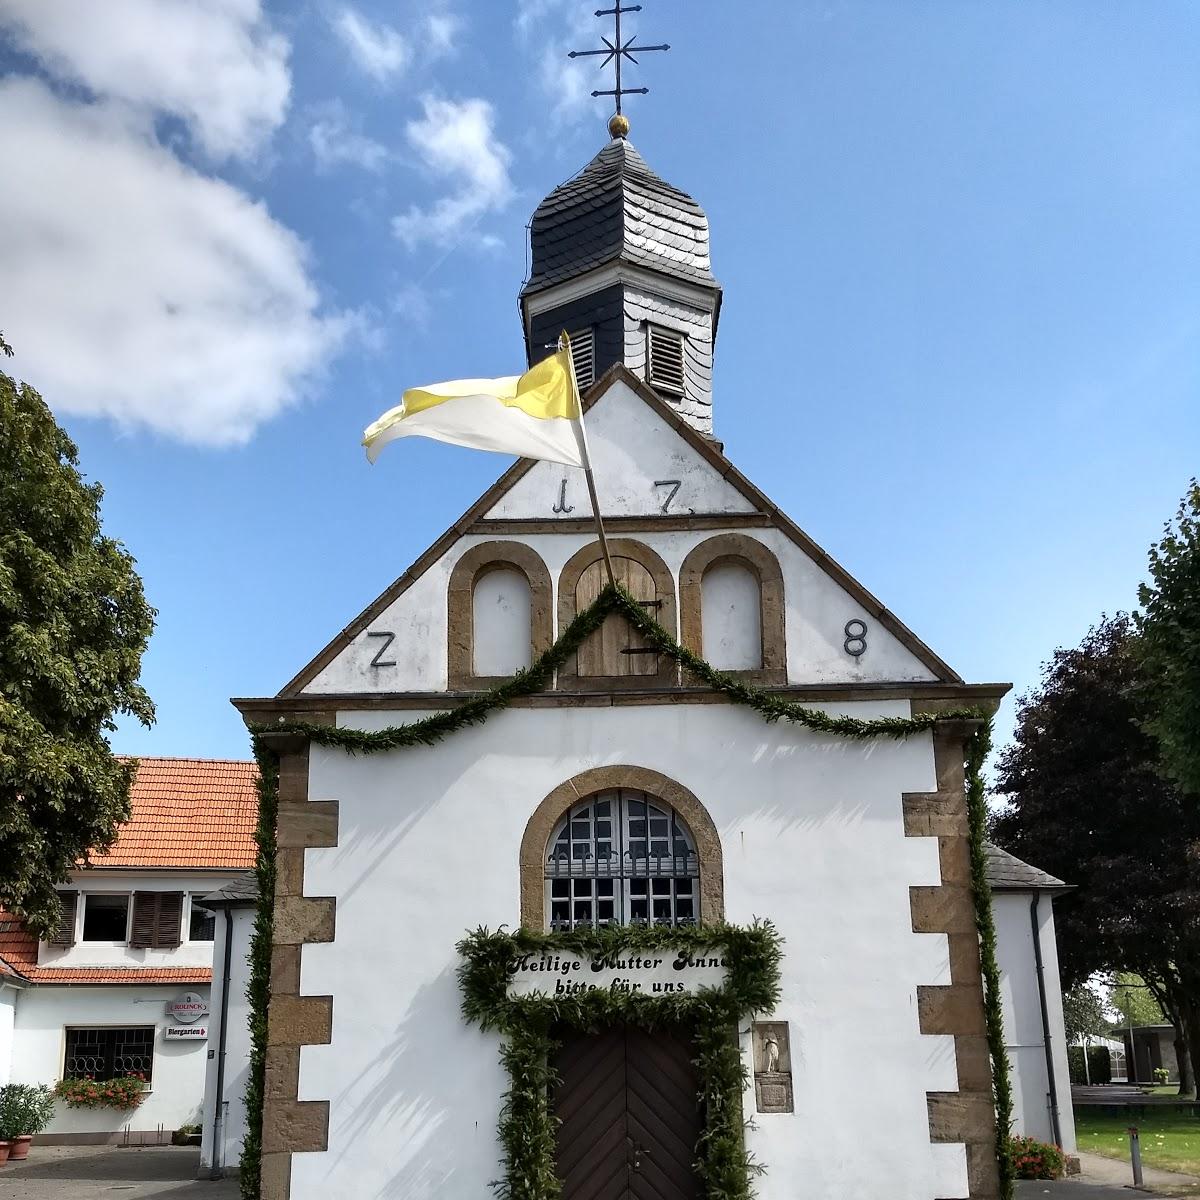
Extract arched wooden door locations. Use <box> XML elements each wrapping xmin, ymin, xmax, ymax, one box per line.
<box><xmin>554</xmin><ymin>1027</ymin><xmax>701</xmax><ymax>1200</ymax></box>
<box><xmin>575</xmin><ymin>557</ymin><xmax>660</xmax><ymax>677</ymax></box>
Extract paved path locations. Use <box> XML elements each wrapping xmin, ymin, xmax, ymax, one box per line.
<box><xmin>1015</xmin><ymin>1148</ymin><xmax>1200</xmax><ymax>1199</ymax></box>
<box><xmin>1076</xmin><ymin>1148</ymin><xmax>1200</xmax><ymax>1192</ymax></box>
<box><xmin>0</xmin><ymin>1146</ymin><xmax>238</xmax><ymax>1200</ymax></box>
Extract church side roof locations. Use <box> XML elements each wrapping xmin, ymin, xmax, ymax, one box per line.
<box><xmin>522</xmin><ymin>139</ymin><xmax>718</xmax><ymax>295</ymax></box>
<box><xmin>984</xmin><ymin>842</ymin><xmax>1071</xmax><ymax>892</ymax></box>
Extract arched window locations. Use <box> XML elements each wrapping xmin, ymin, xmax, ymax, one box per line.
<box><xmin>544</xmin><ymin>789</ymin><xmax>700</xmax><ymax>930</ymax></box>
<box><xmin>472</xmin><ymin>568</ymin><xmax>532</xmax><ymax>676</ymax></box>
<box><xmin>447</xmin><ymin>541</ymin><xmax>552</xmax><ymax>688</ymax></box>
<box><xmin>701</xmin><ymin>561</ymin><xmax>762</xmax><ymax>670</ymax></box>
<box><xmin>558</xmin><ymin>539</ymin><xmax>678</xmax><ymax>685</ymax></box>
<box><xmin>680</xmin><ymin>534</ymin><xmax>786</xmax><ymax>685</ymax></box>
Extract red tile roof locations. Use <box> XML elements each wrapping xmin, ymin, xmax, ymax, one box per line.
<box><xmin>93</xmin><ymin>757</ymin><xmax>259</xmax><ymax>870</ymax></box>
<box><xmin>0</xmin><ymin>756</ymin><xmax>258</xmax><ymax>984</ymax></box>
<box><xmin>0</xmin><ymin>913</ymin><xmax>214</xmax><ymax>984</ymax></box>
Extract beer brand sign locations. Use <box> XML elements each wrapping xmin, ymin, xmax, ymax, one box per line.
<box><xmin>167</xmin><ymin>991</ymin><xmax>209</xmax><ymax>1024</ymax></box>
<box><xmin>507</xmin><ymin>948</ymin><xmax>728</xmax><ymax>999</ymax></box>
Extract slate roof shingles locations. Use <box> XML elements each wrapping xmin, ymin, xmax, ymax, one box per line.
<box><xmin>522</xmin><ymin>139</ymin><xmax>719</xmax><ymax>294</ymax></box>
<box><xmin>984</xmin><ymin>842</ymin><xmax>1071</xmax><ymax>891</ymax></box>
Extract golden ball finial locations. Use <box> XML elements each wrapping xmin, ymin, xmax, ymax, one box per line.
<box><xmin>608</xmin><ymin>113</ymin><xmax>630</xmax><ymax>139</ymax></box>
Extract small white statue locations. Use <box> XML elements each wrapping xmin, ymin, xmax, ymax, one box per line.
<box><xmin>762</xmin><ymin>1033</ymin><xmax>780</xmax><ymax>1074</ymax></box>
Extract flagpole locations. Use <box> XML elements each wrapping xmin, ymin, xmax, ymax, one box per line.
<box><xmin>561</xmin><ymin>333</ymin><xmax>617</xmax><ymax>591</ymax></box>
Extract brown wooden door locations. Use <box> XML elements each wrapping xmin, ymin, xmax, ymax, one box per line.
<box><xmin>575</xmin><ymin>557</ymin><xmax>659</xmax><ymax>677</ymax></box>
<box><xmin>554</xmin><ymin>1027</ymin><xmax>700</xmax><ymax>1200</ymax></box>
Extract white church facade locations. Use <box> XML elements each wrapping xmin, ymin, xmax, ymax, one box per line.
<box><xmin>236</xmin><ymin>132</ymin><xmax>1014</xmax><ymax>1200</ymax></box>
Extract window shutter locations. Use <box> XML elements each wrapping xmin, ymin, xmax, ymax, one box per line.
<box><xmin>130</xmin><ymin>892</ymin><xmax>184</xmax><ymax>949</ymax></box>
<box><xmin>129</xmin><ymin>893</ymin><xmax>158</xmax><ymax>949</ymax></box>
<box><xmin>154</xmin><ymin>892</ymin><xmax>183</xmax><ymax>949</ymax></box>
<box><xmin>568</xmin><ymin>328</ymin><xmax>595</xmax><ymax>392</ymax></box>
<box><xmin>647</xmin><ymin>326</ymin><xmax>685</xmax><ymax>395</ymax></box>
<box><xmin>50</xmin><ymin>892</ymin><xmax>78</xmax><ymax>947</ymax></box>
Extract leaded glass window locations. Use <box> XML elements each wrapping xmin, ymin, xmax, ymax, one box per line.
<box><xmin>544</xmin><ymin>789</ymin><xmax>700</xmax><ymax>930</ymax></box>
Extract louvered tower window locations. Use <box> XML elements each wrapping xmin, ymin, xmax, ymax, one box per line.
<box><xmin>647</xmin><ymin>325</ymin><xmax>685</xmax><ymax>395</ymax></box>
<box><xmin>544</xmin><ymin>789</ymin><xmax>699</xmax><ymax>929</ymax></box>
<box><xmin>568</xmin><ymin>327</ymin><xmax>595</xmax><ymax>391</ymax></box>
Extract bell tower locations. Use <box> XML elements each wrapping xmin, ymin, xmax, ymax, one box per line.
<box><xmin>518</xmin><ymin>7</ymin><xmax>722</xmax><ymax>436</ymax></box>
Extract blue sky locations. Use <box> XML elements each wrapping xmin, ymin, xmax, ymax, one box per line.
<box><xmin>1</xmin><ymin>1</ymin><xmax>1196</xmax><ymax>763</ymax></box>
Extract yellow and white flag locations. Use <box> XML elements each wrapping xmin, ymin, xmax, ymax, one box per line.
<box><xmin>363</xmin><ymin>343</ymin><xmax>586</xmax><ymax>468</ymax></box>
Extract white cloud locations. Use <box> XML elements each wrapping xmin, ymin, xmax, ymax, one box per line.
<box><xmin>309</xmin><ymin>101</ymin><xmax>389</xmax><ymax>172</ymax></box>
<box><xmin>332</xmin><ymin>7</ymin><xmax>408</xmax><ymax>82</ymax></box>
<box><xmin>0</xmin><ymin>0</ymin><xmax>289</xmax><ymax>161</ymax></box>
<box><xmin>425</xmin><ymin>13</ymin><xmax>464</xmax><ymax>57</ymax></box>
<box><xmin>0</xmin><ymin>78</ymin><xmax>350</xmax><ymax>447</ymax></box>
<box><xmin>392</xmin><ymin>96</ymin><xmax>513</xmax><ymax>250</ymax></box>
<box><xmin>392</xmin><ymin>284</ymin><xmax>433</xmax><ymax>332</ymax></box>
<box><xmin>514</xmin><ymin>0</ymin><xmax>594</xmax><ymax>124</ymax></box>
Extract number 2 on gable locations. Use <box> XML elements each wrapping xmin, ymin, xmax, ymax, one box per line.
<box><xmin>367</xmin><ymin>630</ymin><xmax>397</xmax><ymax>669</ymax></box>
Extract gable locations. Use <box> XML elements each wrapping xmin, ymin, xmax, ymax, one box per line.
<box><xmin>273</xmin><ymin>366</ymin><xmax>963</xmax><ymax>698</ymax></box>
<box><xmin>488</xmin><ymin>379</ymin><xmax>755</xmax><ymax>520</ymax></box>
<box><xmin>291</xmin><ymin>522</ymin><xmax>944</xmax><ymax>696</ymax></box>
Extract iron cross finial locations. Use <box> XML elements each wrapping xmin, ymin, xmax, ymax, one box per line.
<box><xmin>568</xmin><ymin>4</ymin><xmax>669</xmax><ymax>133</ymax></box>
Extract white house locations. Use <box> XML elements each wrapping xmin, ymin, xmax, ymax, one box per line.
<box><xmin>0</xmin><ymin>757</ymin><xmax>257</xmax><ymax>1144</ymax></box>
<box><xmin>985</xmin><ymin>843</ymin><xmax>1076</xmax><ymax>1152</ymax></box>
<box><xmin>198</xmin><ymin>873</ymin><xmax>258</xmax><ymax>1177</ymax></box>
<box><xmin>232</xmin><ymin>126</ymin><xmax>1020</xmax><ymax>1200</ymax></box>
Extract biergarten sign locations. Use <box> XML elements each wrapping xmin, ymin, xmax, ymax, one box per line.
<box><xmin>165</xmin><ymin>990</ymin><xmax>209</xmax><ymax>1040</ymax></box>
<box><xmin>506</xmin><ymin>947</ymin><xmax>728</xmax><ymax>998</ymax></box>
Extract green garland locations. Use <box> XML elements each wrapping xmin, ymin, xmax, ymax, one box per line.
<box><xmin>240</xmin><ymin>745</ymin><xmax>278</xmax><ymax>1200</ymax></box>
<box><xmin>457</xmin><ymin>922</ymin><xmax>783</xmax><ymax>1200</ymax></box>
<box><xmin>241</xmin><ymin>583</ymin><xmax>1014</xmax><ymax>1200</ymax></box>
<box><xmin>967</xmin><ymin>723</ymin><xmax>1014</xmax><ymax>1190</ymax></box>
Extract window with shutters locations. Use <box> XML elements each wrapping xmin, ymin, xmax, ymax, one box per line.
<box><xmin>545</xmin><ymin>790</ymin><xmax>700</xmax><ymax>930</ymax></box>
<box><xmin>568</xmin><ymin>327</ymin><xmax>595</xmax><ymax>391</ymax></box>
<box><xmin>557</xmin><ymin>539</ymin><xmax>677</xmax><ymax>687</ymax></box>
<box><xmin>81</xmin><ymin>894</ymin><xmax>129</xmax><ymax>942</ymax></box>
<box><xmin>49</xmin><ymin>891</ymin><xmax>79</xmax><ymax>946</ymax></box>
<box><xmin>64</xmin><ymin>1026</ymin><xmax>154</xmax><ymax>1083</ymax></box>
<box><xmin>129</xmin><ymin>891</ymin><xmax>184</xmax><ymax>949</ymax></box>
<box><xmin>575</xmin><ymin>557</ymin><xmax>659</xmax><ymax>677</ymax></box>
<box><xmin>646</xmin><ymin>325</ymin><xmax>685</xmax><ymax>395</ymax></box>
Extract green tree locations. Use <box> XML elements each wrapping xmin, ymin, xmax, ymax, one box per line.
<box><xmin>991</xmin><ymin>615</ymin><xmax>1200</xmax><ymax>1095</ymax></box>
<box><xmin>1111</xmin><ymin>973</ymin><xmax>1166</xmax><ymax>1029</ymax></box>
<box><xmin>1062</xmin><ymin>983</ymin><xmax>1111</xmax><ymax>1043</ymax></box>
<box><xmin>1137</xmin><ymin>480</ymin><xmax>1200</xmax><ymax>796</ymax></box>
<box><xmin>0</xmin><ymin>371</ymin><xmax>155</xmax><ymax>933</ymax></box>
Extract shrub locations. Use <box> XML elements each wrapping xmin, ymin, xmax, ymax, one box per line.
<box><xmin>0</xmin><ymin>1084</ymin><xmax>56</xmax><ymax>1138</ymax></box>
<box><xmin>1008</xmin><ymin>1135</ymin><xmax>1066</xmax><ymax>1180</ymax></box>
<box><xmin>1087</xmin><ymin>1045</ymin><xmax>1112</xmax><ymax>1085</ymax></box>
<box><xmin>53</xmin><ymin>1074</ymin><xmax>147</xmax><ymax>1110</ymax></box>
<box><xmin>1068</xmin><ymin>1046</ymin><xmax>1087</xmax><ymax>1085</ymax></box>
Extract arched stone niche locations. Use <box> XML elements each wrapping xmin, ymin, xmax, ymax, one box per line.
<box><xmin>447</xmin><ymin>541</ymin><xmax>553</xmax><ymax>689</ymax></box>
<box><xmin>519</xmin><ymin>765</ymin><xmax>724</xmax><ymax>930</ymax></box>
<box><xmin>557</xmin><ymin>538</ymin><xmax>678</xmax><ymax>688</ymax></box>
<box><xmin>679</xmin><ymin>533</ymin><xmax>786</xmax><ymax>685</ymax></box>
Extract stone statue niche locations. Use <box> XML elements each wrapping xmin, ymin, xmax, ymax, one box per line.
<box><xmin>752</xmin><ymin>1021</ymin><xmax>794</xmax><ymax>1114</ymax></box>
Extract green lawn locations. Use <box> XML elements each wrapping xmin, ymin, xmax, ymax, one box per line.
<box><xmin>1075</xmin><ymin>1110</ymin><xmax>1200</xmax><ymax>1176</ymax></box>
